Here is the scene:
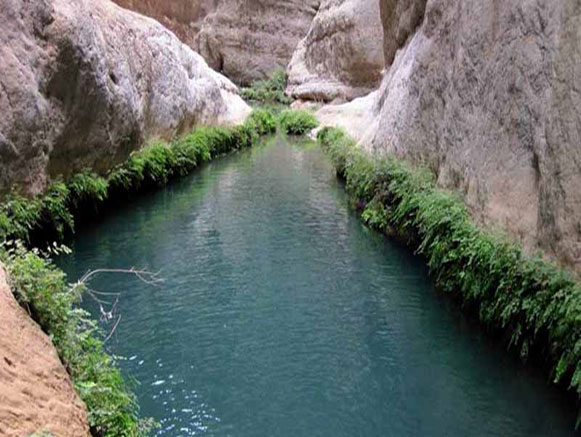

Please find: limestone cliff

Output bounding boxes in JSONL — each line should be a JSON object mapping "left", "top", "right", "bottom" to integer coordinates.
{"left": 112, "top": 0, "right": 220, "bottom": 48}
{"left": 0, "top": 0, "right": 250, "bottom": 195}
{"left": 286, "top": 0, "right": 384, "bottom": 102}
{"left": 196, "top": 0, "right": 320, "bottom": 85}
{"left": 319, "top": 0, "right": 581, "bottom": 271}
{"left": 0, "top": 267, "right": 90, "bottom": 437}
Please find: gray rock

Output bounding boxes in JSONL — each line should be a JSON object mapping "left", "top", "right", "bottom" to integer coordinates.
{"left": 363, "top": 0, "right": 581, "bottom": 271}
{"left": 196, "top": 0, "right": 320, "bottom": 85}
{"left": 0, "top": 0, "right": 250, "bottom": 195}
{"left": 286, "top": 0, "right": 385, "bottom": 102}
{"left": 111, "top": 0, "right": 220, "bottom": 48}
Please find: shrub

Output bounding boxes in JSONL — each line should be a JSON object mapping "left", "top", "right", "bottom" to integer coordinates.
{"left": 240, "top": 69, "right": 293, "bottom": 105}
{"left": 278, "top": 110, "right": 319, "bottom": 135}
{"left": 246, "top": 109, "right": 277, "bottom": 135}
{"left": 1, "top": 242, "right": 152, "bottom": 436}
{"left": 318, "top": 127, "right": 581, "bottom": 415}
{"left": 0, "top": 109, "right": 275, "bottom": 435}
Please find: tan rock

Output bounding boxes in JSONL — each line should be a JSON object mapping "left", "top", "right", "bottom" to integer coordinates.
{"left": 0, "top": 266, "right": 90, "bottom": 437}
{"left": 322, "top": 0, "right": 581, "bottom": 272}
{"left": 112, "top": 0, "right": 220, "bottom": 47}
{"left": 0, "top": 0, "right": 250, "bottom": 195}
{"left": 286, "top": 0, "right": 385, "bottom": 102}
{"left": 196, "top": 0, "right": 320, "bottom": 85}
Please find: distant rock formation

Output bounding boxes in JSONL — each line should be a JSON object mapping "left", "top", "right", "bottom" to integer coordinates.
{"left": 0, "top": 0, "right": 250, "bottom": 195}
{"left": 112, "top": 0, "right": 220, "bottom": 48}
{"left": 286, "top": 0, "right": 385, "bottom": 102}
{"left": 196, "top": 0, "right": 320, "bottom": 85}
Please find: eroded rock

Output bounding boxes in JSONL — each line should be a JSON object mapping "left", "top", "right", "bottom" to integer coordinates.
{"left": 112, "top": 0, "right": 220, "bottom": 48}
{"left": 196, "top": 0, "right": 320, "bottom": 85}
{"left": 330, "top": 0, "right": 581, "bottom": 271}
{"left": 286, "top": 0, "right": 385, "bottom": 102}
{"left": 0, "top": 0, "right": 250, "bottom": 195}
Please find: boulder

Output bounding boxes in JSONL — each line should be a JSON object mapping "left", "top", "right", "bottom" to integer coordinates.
{"left": 0, "top": 0, "right": 250, "bottom": 195}
{"left": 338, "top": 0, "right": 581, "bottom": 271}
{"left": 196, "top": 0, "right": 320, "bottom": 85}
{"left": 286, "top": 0, "right": 385, "bottom": 102}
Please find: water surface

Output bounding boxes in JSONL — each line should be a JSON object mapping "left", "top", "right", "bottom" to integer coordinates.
{"left": 60, "top": 136, "right": 577, "bottom": 436}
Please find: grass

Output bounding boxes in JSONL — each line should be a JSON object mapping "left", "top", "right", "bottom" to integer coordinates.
{"left": 317, "top": 127, "right": 581, "bottom": 423}
{"left": 0, "top": 109, "right": 277, "bottom": 436}
{"left": 277, "top": 110, "right": 318, "bottom": 135}
{"left": 240, "top": 69, "right": 293, "bottom": 105}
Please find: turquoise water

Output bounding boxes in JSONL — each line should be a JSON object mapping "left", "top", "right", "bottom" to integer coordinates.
{"left": 59, "top": 136, "right": 577, "bottom": 436}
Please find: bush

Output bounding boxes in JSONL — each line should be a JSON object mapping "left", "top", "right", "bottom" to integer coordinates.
{"left": 278, "top": 110, "right": 319, "bottom": 135}
{"left": 318, "top": 127, "right": 581, "bottom": 416}
{"left": 246, "top": 109, "right": 277, "bottom": 135}
{"left": 240, "top": 69, "right": 292, "bottom": 105}
{"left": 1, "top": 242, "right": 153, "bottom": 436}
{"left": 0, "top": 109, "right": 275, "bottom": 436}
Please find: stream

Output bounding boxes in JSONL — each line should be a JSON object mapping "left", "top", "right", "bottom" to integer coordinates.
{"left": 59, "top": 135, "right": 577, "bottom": 436}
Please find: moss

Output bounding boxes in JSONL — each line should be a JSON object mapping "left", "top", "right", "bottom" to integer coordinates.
{"left": 318, "top": 127, "right": 581, "bottom": 420}
{"left": 278, "top": 110, "right": 319, "bottom": 135}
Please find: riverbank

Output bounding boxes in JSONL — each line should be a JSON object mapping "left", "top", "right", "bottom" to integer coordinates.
{"left": 317, "top": 127, "right": 581, "bottom": 420}
{"left": 0, "top": 109, "right": 277, "bottom": 436}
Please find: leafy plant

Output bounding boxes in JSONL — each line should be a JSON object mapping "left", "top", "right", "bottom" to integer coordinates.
{"left": 0, "top": 241, "right": 152, "bottom": 436}
{"left": 278, "top": 110, "right": 319, "bottom": 135}
{"left": 240, "top": 69, "right": 292, "bottom": 105}
{"left": 318, "top": 127, "right": 581, "bottom": 419}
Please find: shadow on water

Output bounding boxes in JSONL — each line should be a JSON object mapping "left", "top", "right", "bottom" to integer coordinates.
{"left": 59, "top": 134, "right": 579, "bottom": 437}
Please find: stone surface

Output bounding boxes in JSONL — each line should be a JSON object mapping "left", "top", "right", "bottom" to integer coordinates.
{"left": 0, "top": 266, "right": 90, "bottom": 437}
{"left": 112, "top": 0, "right": 220, "bottom": 48}
{"left": 0, "top": 0, "right": 250, "bottom": 195}
{"left": 323, "top": 0, "right": 581, "bottom": 271}
{"left": 286, "top": 0, "right": 384, "bottom": 102}
{"left": 196, "top": 0, "right": 320, "bottom": 85}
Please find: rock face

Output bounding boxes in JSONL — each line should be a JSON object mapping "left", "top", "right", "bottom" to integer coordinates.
{"left": 0, "top": 0, "right": 250, "bottom": 195}
{"left": 286, "top": 0, "right": 384, "bottom": 102}
{"left": 196, "top": 0, "right": 320, "bottom": 85}
{"left": 0, "top": 267, "right": 90, "bottom": 437}
{"left": 112, "top": 0, "right": 220, "bottom": 47}
{"left": 329, "top": 0, "right": 581, "bottom": 271}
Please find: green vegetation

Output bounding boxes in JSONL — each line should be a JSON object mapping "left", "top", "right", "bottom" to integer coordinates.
{"left": 0, "top": 110, "right": 277, "bottom": 245}
{"left": 1, "top": 242, "right": 155, "bottom": 436}
{"left": 0, "top": 109, "right": 277, "bottom": 436}
{"left": 278, "top": 110, "right": 319, "bottom": 135}
{"left": 240, "top": 69, "right": 292, "bottom": 105}
{"left": 318, "top": 127, "right": 581, "bottom": 415}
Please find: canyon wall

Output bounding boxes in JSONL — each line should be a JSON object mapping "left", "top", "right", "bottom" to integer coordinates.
{"left": 113, "top": 0, "right": 320, "bottom": 85}
{"left": 112, "top": 0, "right": 220, "bottom": 47}
{"left": 196, "top": 0, "right": 320, "bottom": 85}
{"left": 286, "top": 0, "right": 384, "bottom": 102}
{"left": 0, "top": 267, "right": 90, "bottom": 437}
{"left": 321, "top": 0, "right": 581, "bottom": 271}
{"left": 0, "top": 0, "right": 249, "bottom": 195}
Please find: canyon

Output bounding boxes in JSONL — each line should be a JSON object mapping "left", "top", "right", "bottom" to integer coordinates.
{"left": 2, "top": 0, "right": 581, "bottom": 435}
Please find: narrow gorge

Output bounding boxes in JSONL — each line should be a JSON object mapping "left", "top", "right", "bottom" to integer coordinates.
{"left": 1, "top": 0, "right": 580, "bottom": 436}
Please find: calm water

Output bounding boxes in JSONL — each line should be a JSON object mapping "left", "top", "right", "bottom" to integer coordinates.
{"left": 59, "top": 136, "right": 577, "bottom": 436}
